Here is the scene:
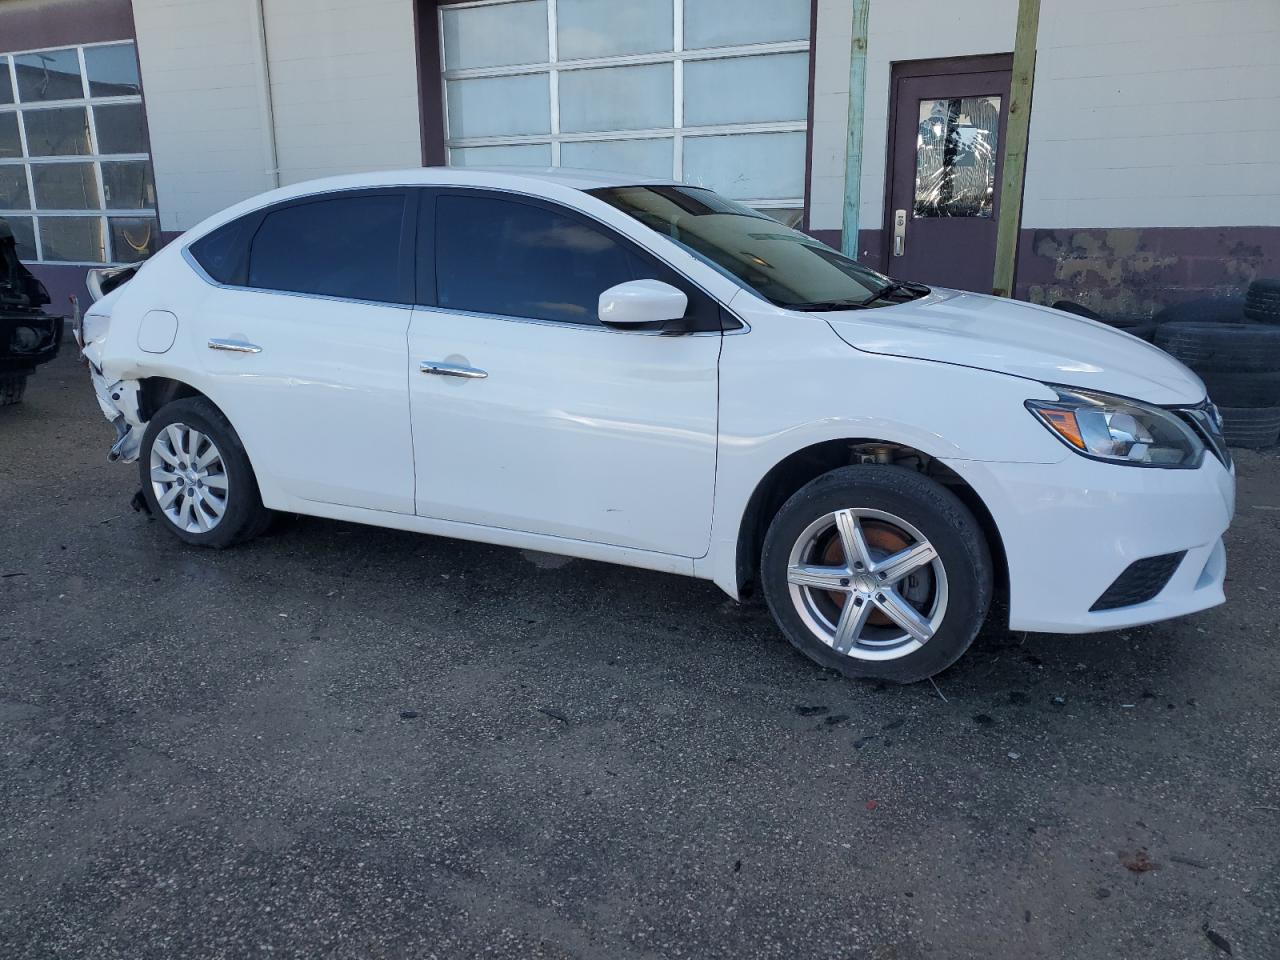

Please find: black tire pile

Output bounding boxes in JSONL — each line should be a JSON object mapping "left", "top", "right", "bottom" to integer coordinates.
{"left": 1153, "top": 279, "right": 1280, "bottom": 449}
{"left": 1054, "top": 281, "right": 1280, "bottom": 449}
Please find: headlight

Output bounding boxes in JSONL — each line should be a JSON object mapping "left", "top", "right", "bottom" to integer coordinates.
{"left": 1026, "top": 387, "right": 1205, "bottom": 468}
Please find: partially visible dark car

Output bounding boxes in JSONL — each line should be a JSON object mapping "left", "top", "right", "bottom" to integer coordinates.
{"left": 1, "top": 218, "right": 63, "bottom": 406}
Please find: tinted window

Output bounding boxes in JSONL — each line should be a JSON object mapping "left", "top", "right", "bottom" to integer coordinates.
{"left": 189, "top": 215, "right": 256, "bottom": 284}
{"left": 435, "top": 194, "right": 635, "bottom": 325}
{"left": 248, "top": 193, "right": 406, "bottom": 302}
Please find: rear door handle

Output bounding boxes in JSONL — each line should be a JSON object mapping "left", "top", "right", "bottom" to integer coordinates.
{"left": 420, "top": 361, "right": 487, "bottom": 380}
{"left": 208, "top": 338, "right": 262, "bottom": 354}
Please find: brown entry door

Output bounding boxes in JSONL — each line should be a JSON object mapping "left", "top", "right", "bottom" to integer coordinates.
{"left": 885, "top": 57, "right": 1012, "bottom": 292}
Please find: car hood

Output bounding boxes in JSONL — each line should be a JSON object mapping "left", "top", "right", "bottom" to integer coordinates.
{"left": 822, "top": 288, "right": 1205, "bottom": 406}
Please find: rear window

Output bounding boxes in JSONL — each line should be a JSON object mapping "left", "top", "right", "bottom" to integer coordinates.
{"left": 247, "top": 193, "right": 406, "bottom": 303}
{"left": 188, "top": 216, "right": 254, "bottom": 285}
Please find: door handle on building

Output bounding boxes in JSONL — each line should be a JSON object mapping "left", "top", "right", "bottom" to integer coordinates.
{"left": 893, "top": 209, "right": 907, "bottom": 257}
{"left": 420, "top": 360, "right": 487, "bottom": 379}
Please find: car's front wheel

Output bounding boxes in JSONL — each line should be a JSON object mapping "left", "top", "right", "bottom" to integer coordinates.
{"left": 761, "top": 465, "right": 993, "bottom": 683}
{"left": 138, "top": 397, "right": 271, "bottom": 548}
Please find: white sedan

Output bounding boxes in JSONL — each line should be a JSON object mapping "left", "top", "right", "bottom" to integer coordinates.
{"left": 78, "top": 168, "right": 1235, "bottom": 682}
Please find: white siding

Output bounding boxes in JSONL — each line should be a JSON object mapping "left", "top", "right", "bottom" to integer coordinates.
{"left": 262, "top": 0, "right": 422, "bottom": 186}
{"left": 806, "top": 0, "right": 854, "bottom": 231}
{"left": 132, "top": 0, "right": 276, "bottom": 232}
{"left": 807, "top": 0, "right": 1280, "bottom": 237}
{"left": 1023, "top": 0, "right": 1280, "bottom": 228}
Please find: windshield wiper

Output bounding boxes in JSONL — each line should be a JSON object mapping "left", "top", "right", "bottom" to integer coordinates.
{"left": 785, "top": 298, "right": 873, "bottom": 312}
{"left": 862, "top": 279, "right": 930, "bottom": 305}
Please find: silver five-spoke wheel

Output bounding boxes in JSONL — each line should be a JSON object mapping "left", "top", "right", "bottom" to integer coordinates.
{"left": 149, "top": 422, "right": 229, "bottom": 533}
{"left": 786, "top": 507, "right": 948, "bottom": 661}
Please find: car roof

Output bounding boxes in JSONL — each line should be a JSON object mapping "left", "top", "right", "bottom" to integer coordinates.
{"left": 180, "top": 166, "right": 682, "bottom": 243}
{"left": 278, "top": 166, "right": 676, "bottom": 197}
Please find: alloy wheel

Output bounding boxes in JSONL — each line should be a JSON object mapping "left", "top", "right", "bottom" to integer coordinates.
{"left": 785, "top": 507, "right": 948, "bottom": 661}
{"left": 149, "top": 422, "right": 229, "bottom": 533}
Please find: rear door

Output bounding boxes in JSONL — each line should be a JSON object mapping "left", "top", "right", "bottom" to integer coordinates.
{"left": 406, "top": 188, "right": 722, "bottom": 557}
{"left": 190, "top": 189, "right": 417, "bottom": 514}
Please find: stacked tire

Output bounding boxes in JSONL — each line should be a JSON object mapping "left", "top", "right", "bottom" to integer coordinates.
{"left": 1154, "top": 279, "right": 1280, "bottom": 450}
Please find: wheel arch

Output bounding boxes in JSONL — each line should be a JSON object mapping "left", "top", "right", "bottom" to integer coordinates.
{"left": 136, "top": 375, "right": 212, "bottom": 422}
{"left": 732, "top": 438, "right": 1008, "bottom": 607}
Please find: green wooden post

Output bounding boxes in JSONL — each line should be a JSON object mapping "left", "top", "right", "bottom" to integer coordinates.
{"left": 841, "top": 0, "right": 871, "bottom": 259}
{"left": 991, "top": 0, "right": 1041, "bottom": 297}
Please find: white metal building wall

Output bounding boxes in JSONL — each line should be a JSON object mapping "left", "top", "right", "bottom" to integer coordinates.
{"left": 807, "top": 0, "right": 1280, "bottom": 240}
{"left": 261, "top": 0, "right": 421, "bottom": 186}
{"left": 133, "top": 0, "right": 421, "bottom": 233}
{"left": 131, "top": 0, "right": 278, "bottom": 233}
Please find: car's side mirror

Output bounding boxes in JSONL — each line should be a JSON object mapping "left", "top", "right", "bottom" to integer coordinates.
{"left": 598, "top": 279, "right": 689, "bottom": 333}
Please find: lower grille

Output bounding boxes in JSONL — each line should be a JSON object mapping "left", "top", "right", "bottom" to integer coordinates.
{"left": 1090, "top": 552, "right": 1186, "bottom": 611}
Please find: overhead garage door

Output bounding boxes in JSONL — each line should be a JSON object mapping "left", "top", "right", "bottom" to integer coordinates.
{"left": 438, "top": 0, "right": 811, "bottom": 223}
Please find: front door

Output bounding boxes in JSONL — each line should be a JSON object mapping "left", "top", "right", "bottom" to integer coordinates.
{"left": 885, "top": 56, "right": 1012, "bottom": 293}
{"left": 407, "top": 189, "right": 721, "bottom": 558}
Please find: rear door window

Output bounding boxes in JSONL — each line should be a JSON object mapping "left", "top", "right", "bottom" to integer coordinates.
{"left": 246, "top": 192, "right": 408, "bottom": 303}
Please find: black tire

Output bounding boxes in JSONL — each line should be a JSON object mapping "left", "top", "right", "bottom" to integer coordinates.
{"left": 1049, "top": 303, "right": 1156, "bottom": 342}
{"left": 1111, "top": 319, "right": 1158, "bottom": 342}
{"left": 1154, "top": 322, "right": 1280, "bottom": 372}
{"left": 0, "top": 373, "right": 28, "bottom": 406}
{"left": 1152, "top": 296, "right": 1247, "bottom": 327}
{"left": 137, "top": 397, "right": 272, "bottom": 548}
{"left": 1244, "top": 278, "right": 1280, "bottom": 325}
{"left": 1220, "top": 406, "right": 1280, "bottom": 449}
{"left": 760, "top": 465, "right": 993, "bottom": 684}
{"left": 1197, "top": 369, "right": 1280, "bottom": 408}
{"left": 1051, "top": 300, "right": 1101, "bottom": 320}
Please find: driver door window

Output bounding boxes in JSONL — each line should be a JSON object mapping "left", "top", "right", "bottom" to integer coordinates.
{"left": 434, "top": 194, "right": 634, "bottom": 325}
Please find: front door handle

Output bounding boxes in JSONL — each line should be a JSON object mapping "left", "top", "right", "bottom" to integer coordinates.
{"left": 208, "top": 338, "right": 262, "bottom": 354}
{"left": 893, "top": 208, "right": 907, "bottom": 257}
{"left": 420, "top": 360, "right": 487, "bottom": 380}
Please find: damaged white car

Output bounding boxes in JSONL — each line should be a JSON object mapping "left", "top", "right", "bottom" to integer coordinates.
{"left": 78, "top": 168, "right": 1235, "bottom": 683}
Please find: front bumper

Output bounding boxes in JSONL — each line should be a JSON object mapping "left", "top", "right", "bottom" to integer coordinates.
{"left": 947, "top": 452, "right": 1235, "bottom": 634}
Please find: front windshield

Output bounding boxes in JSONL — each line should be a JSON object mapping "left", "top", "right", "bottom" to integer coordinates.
{"left": 589, "top": 185, "right": 903, "bottom": 310}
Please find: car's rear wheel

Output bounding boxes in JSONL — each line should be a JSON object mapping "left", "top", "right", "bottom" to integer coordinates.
{"left": 138, "top": 397, "right": 271, "bottom": 547}
{"left": 761, "top": 465, "right": 993, "bottom": 683}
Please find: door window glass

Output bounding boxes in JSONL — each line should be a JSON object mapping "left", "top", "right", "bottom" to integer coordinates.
{"left": 913, "top": 96, "right": 1000, "bottom": 218}
{"left": 248, "top": 193, "right": 406, "bottom": 302}
{"left": 435, "top": 194, "right": 634, "bottom": 325}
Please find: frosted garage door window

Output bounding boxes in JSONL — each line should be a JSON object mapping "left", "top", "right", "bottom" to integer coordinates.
{"left": 450, "top": 144, "right": 553, "bottom": 168}
{"left": 558, "top": 0, "right": 671, "bottom": 59}
{"left": 684, "top": 132, "right": 806, "bottom": 200}
{"left": 559, "top": 64, "right": 672, "bottom": 134}
{"left": 442, "top": 0, "right": 548, "bottom": 70}
{"left": 560, "top": 139, "right": 673, "bottom": 178}
{"left": 684, "top": 53, "right": 808, "bottom": 127}
{"left": 446, "top": 75, "right": 550, "bottom": 139}
{"left": 684, "top": 0, "right": 810, "bottom": 49}
{"left": 440, "top": 0, "right": 810, "bottom": 208}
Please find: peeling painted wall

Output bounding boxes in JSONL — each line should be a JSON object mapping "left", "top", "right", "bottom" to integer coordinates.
{"left": 1014, "top": 226, "right": 1280, "bottom": 317}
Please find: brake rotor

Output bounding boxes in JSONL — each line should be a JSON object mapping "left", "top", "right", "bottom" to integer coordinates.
{"left": 819, "top": 520, "right": 933, "bottom": 626}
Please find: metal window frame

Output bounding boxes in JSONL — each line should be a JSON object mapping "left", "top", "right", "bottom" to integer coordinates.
{"left": 438, "top": 0, "right": 810, "bottom": 211}
{"left": 0, "top": 40, "right": 157, "bottom": 266}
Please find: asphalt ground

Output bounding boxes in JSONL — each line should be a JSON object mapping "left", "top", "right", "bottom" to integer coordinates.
{"left": 2, "top": 350, "right": 1278, "bottom": 959}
